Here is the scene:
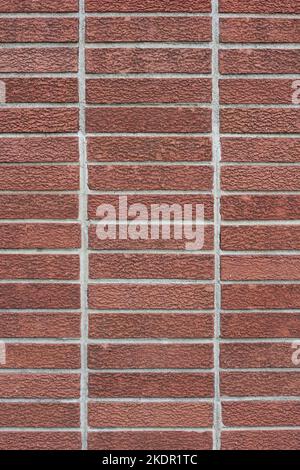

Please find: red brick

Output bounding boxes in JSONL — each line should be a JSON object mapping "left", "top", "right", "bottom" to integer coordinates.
{"left": 221, "top": 343, "right": 298, "bottom": 369}
{"left": 89, "top": 284, "right": 214, "bottom": 310}
{"left": 0, "top": 137, "right": 79, "bottom": 163}
{"left": 0, "top": 224, "right": 81, "bottom": 249}
{"left": 0, "top": 312, "right": 81, "bottom": 339}
{"left": 88, "top": 344, "right": 213, "bottom": 369}
{"left": 0, "top": 403, "right": 80, "bottom": 427}
{"left": 222, "top": 256, "right": 300, "bottom": 281}
{"left": 220, "top": 80, "right": 298, "bottom": 105}
{"left": 0, "top": 254, "right": 79, "bottom": 280}
{"left": 0, "top": 195, "right": 78, "bottom": 220}
{"left": 222, "top": 195, "right": 300, "bottom": 221}
{"left": 89, "top": 194, "right": 214, "bottom": 221}
{"left": 86, "top": 17, "right": 211, "bottom": 43}
{"left": 222, "top": 431, "right": 300, "bottom": 451}
{"left": 221, "top": 372, "right": 300, "bottom": 397}
{"left": 88, "top": 431, "right": 212, "bottom": 450}
{"left": 0, "top": 0, "right": 79, "bottom": 12}
{"left": 222, "top": 166, "right": 300, "bottom": 191}
{"left": 221, "top": 109, "right": 300, "bottom": 134}
{"left": 0, "top": 432, "right": 81, "bottom": 450}
{"left": 221, "top": 19, "right": 300, "bottom": 44}
{"left": 220, "top": 50, "right": 300, "bottom": 75}
{"left": 0, "top": 374, "right": 80, "bottom": 398}
{"left": 0, "top": 166, "right": 79, "bottom": 191}
{"left": 3, "top": 79, "right": 78, "bottom": 104}
{"left": 89, "top": 402, "right": 213, "bottom": 428}
{"left": 221, "top": 138, "right": 300, "bottom": 163}
{"left": 221, "top": 226, "right": 300, "bottom": 251}
{"left": 0, "top": 344, "right": 80, "bottom": 369}
{"left": 89, "top": 373, "right": 214, "bottom": 398}
{"left": 0, "top": 48, "right": 78, "bottom": 73}
{"left": 90, "top": 254, "right": 214, "bottom": 280}
{"left": 0, "top": 284, "right": 80, "bottom": 309}
{"left": 87, "top": 78, "right": 211, "bottom": 104}
{"left": 219, "top": 0, "right": 300, "bottom": 14}
{"left": 88, "top": 136, "right": 212, "bottom": 162}
{"left": 86, "top": 48, "right": 211, "bottom": 74}
{"left": 0, "top": 108, "right": 78, "bottom": 133}
{"left": 89, "top": 224, "right": 214, "bottom": 251}
{"left": 89, "top": 312, "right": 214, "bottom": 339}
{"left": 89, "top": 165, "right": 212, "bottom": 191}
{"left": 86, "top": 107, "right": 211, "bottom": 133}
{"left": 0, "top": 19, "right": 78, "bottom": 43}
{"left": 223, "top": 401, "right": 300, "bottom": 427}
{"left": 221, "top": 312, "right": 300, "bottom": 339}
{"left": 86, "top": 0, "right": 211, "bottom": 13}
{"left": 222, "top": 284, "right": 300, "bottom": 310}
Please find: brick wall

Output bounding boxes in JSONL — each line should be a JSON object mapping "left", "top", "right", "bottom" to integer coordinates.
{"left": 0, "top": 0, "right": 299, "bottom": 451}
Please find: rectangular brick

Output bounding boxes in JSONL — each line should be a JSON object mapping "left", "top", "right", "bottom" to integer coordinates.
{"left": 221, "top": 372, "right": 300, "bottom": 397}
{"left": 0, "top": 48, "right": 78, "bottom": 73}
{"left": 222, "top": 284, "right": 300, "bottom": 310}
{"left": 220, "top": 50, "right": 300, "bottom": 75}
{"left": 89, "top": 165, "right": 212, "bottom": 191}
{"left": 0, "top": 195, "right": 78, "bottom": 220}
{"left": 0, "top": 108, "right": 78, "bottom": 133}
{"left": 219, "top": 0, "right": 300, "bottom": 13}
{"left": 223, "top": 402, "right": 300, "bottom": 427}
{"left": 222, "top": 195, "right": 300, "bottom": 221}
{"left": 0, "top": 0, "right": 79, "bottom": 12}
{"left": 0, "top": 137, "right": 79, "bottom": 163}
{"left": 0, "top": 284, "right": 80, "bottom": 309}
{"left": 0, "top": 224, "right": 81, "bottom": 249}
{"left": 88, "top": 343, "right": 213, "bottom": 369}
{"left": 2, "top": 79, "right": 78, "bottom": 104}
{"left": 89, "top": 402, "right": 213, "bottom": 428}
{"left": 221, "top": 312, "right": 300, "bottom": 339}
{"left": 89, "top": 373, "right": 214, "bottom": 398}
{"left": 0, "top": 344, "right": 80, "bottom": 369}
{"left": 88, "top": 431, "right": 212, "bottom": 450}
{"left": 0, "top": 374, "right": 80, "bottom": 398}
{"left": 222, "top": 431, "right": 300, "bottom": 451}
{"left": 86, "top": 17, "right": 211, "bottom": 43}
{"left": 87, "top": 78, "right": 211, "bottom": 104}
{"left": 221, "top": 343, "right": 298, "bottom": 369}
{"left": 221, "top": 138, "right": 300, "bottom": 163}
{"left": 221, "top": 226, "right": 300, "bottom": 251}
{"left": 222, "top": 256, "right": 300, "bottom": 281}
{"left": 222, "top": 166, "right": 300, "bottom": 191}
{"left": 86, "top": 107, "right": 211, "bottom": 133}
{"left": 89, "top": 284, "right": 214, "bottom": 310}
{"left": 0, "top": 254, "right": 79, "bottom": 280}
{"left": 221, "top": 19, "right": 300, "bottom": 44}
{"left": 0, "top": 166, "right": 79, "bottom": 191}
{"left": 89, "top": 313, "right": 214, "bottom": 339}
{"left": 90, "top": 254, "right": 214, "bottom": 280}
{"left": 0, "top": 18, "right": 78, "bottom": 43}
{"left": 0, "top": 432, "right": 81, "bottom": 450}
{"left": 88, "top": 136, "right": 212, "bottom": 162}
{"left": 221, "top": 109, "right": 300, "bottom": 134}
{"left": 0, "top": 312, "right": 81, "bottom": 339}
{"left": 86, "top": 48, "right": 211, "bottom": 74}
{"left": 220, "top": 80, "right": 297, "bottom": 105}
{"left": 0, "top": 403, "right": 79, "bottom": 428}
{"left": 86, "top": 0, "right": 212, "bottom": 13}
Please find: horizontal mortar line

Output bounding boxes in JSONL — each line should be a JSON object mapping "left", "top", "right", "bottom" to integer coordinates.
{"left": 88, "top": 189, "right": 213, "bottom": 194}
{"left": 0, "top": 162, "right": 79, "bottom": 167}
{"left": 220, "top": 250, "right": 300, "bottom": 255}
{"left": 0, "top": 133, "right": 79, "bottom": 137}
{"left": 87, "top": 250, "right": 214, "bottom": 255}
{"left": 221, "top": 133, "right": 300, "bottom": 138}
{"left": 221, "top": 191, "right": 300, "bottom": 196}
{"left": 0, "top": 191, "right": 79, "bottom": 196}
{"left": 88, "top": 427, "right": 212, "bottom": 432}
{"left": 86, "top": 13, "right": 212, "bottom": 18}
{"left": 221, "top": 162, "right": 300, "bottom": 167}
{"left": 0, "top": 338, "right": 81, "bottom": 343}
{"left": 219, "top": 43, "right": 300, "bottom": 49}
{"left": 87, "top": 338, "right": 214, "bottom": 344}
{"left": 88, "top": 368, "right": 214, "bottom": 373}
{"left": 220, "top": 104, "right": 300, "bottom": 109}
{"left": 0, "top": 13, "right": 79, "bottom": 18}
{"left": 0, "top": 398, "right": 80, "bottom": 403}
{"left": 0, "top": 427, "right": 80, "bottom": 432}
{"left": 219, "top": 13, "right": 300, "bottom": 18}
{"left": 86, "top": 133, "right": 212, "bottom": 137}
{"left": 221, "top": 368, "right": 300, "bottom": 373}
{"left": 0, "top": 279, "right": 80, "bottom": 284}
{"left": 221, "top": 221, "right": 300, "bottom": 226}
{"left": 89, "top": 397, "right": 213, "bottom": 403}
{"left": 0, "top": 43, "right": 78, "bottom": 48}
{"left": 0, "top": 369, "right": 80, "bottom": 373}
{"left": 88, "top": 309, "right": 214, "bottom": 314}
{"left": 221, "top": 308, "right": 300, "bottom": 313}
{"left": 0, "top": 73, "right": 78, "bottom": 78}
{"left": 221, "top": 280, "right": 300, "bottom": 284}
{"left": 86, "top": 103, "right": 212, "bottom": 108}
{"left": 0, "top": 249, "right": 80, "bottom": 254}
{"left": 87, "top": 279, "right": 214, "bottom": 284}
{"left": 86, "top": 73, "right": 212, "bottom": 78}
{"left": 86, "top": 42, "right": 212, "bottom": 49}
{"left": 0, "top": 307, "right": 81, "bottom": 312}
{"left": 0, "top": 220, "right": 80, "bottom": 224}
{"left": 0, "top": 103, "right": 79, "bottom": 108}
{"left": 221, "top": 74, "right": 300, "bottom": 79}
{"left": 88, "top": 161, "right": 212, "bottom": 166}
{"left": 213, "top": 338, "right": 300, "bottom": 344}
{"left": 221, "top": 426, "right": 300, "bottom": 431}
{"left": 221, "top": 396, "right": 300, "bottom": 402}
